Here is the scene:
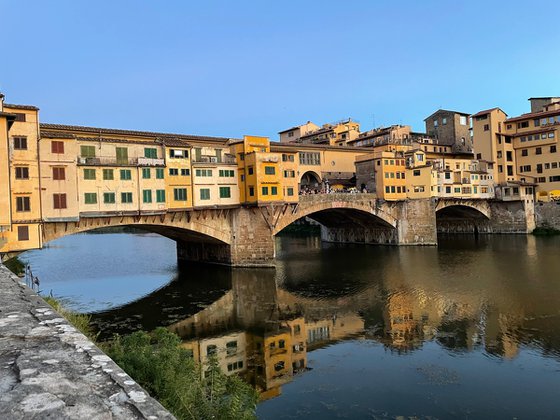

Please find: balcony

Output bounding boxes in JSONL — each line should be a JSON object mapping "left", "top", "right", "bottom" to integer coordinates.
{"left": 138, "top": 157, "right": 165, "bottom": 167}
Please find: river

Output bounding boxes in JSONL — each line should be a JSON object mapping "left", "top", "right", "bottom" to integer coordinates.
{"left": 20, "top": 231, "right": 560, "bottom": 419}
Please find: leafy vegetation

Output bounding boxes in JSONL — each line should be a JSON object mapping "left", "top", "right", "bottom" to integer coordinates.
{"left": 103, "top": 328, "right": 258, "bottom": 420}
{"left": 42, "top": 296, "right": 97, "bottom": 340}
{"left": 4, "top": 256, "right": 26, "bottom": 276}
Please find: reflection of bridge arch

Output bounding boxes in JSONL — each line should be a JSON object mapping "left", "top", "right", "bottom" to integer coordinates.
{"left": 272, "top": 194, "right": 398, "bottom": 237}
{"left": 435, "top": 199, "right": 491, "bottom": 233}
{"left": 42, "top": 209, "right": 233, "bottom": 246}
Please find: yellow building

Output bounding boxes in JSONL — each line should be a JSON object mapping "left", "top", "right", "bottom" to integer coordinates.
{"left": 297, "top": 118, "right": 360, "bottom": 146}
{"left": 0, "top": 97, "right": 43, "bottom": 253}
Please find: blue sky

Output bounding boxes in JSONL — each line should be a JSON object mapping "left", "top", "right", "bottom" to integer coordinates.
{"left": 2, "top": 0, "right": 559, "bottom": 139}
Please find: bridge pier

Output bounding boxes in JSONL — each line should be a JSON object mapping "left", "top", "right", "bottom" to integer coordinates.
{"left": 177, "top": 207, "right": 276, "bottom": 267}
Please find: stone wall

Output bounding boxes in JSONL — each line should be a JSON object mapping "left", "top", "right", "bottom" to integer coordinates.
{"left": 229, "top": 207, "right": 276, "bottom": 267}
{"left": 396, "top": 199, "right": 438, "bottom": 245}
{"left": 0, "top": 264, "right": 174, "bottom": 419}
{"left": 489, "top": 201, "right": 533, "bottom": 233}
{"left": 535, "top": 201, "right": 560, "bottom": 230}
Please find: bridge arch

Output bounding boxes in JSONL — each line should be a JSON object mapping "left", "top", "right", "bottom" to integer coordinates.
{"left": 435, "top": 200, "right": 491, "bottom": 234}
{"left": 42, "top": 211, "right": 232, "bottom": 246}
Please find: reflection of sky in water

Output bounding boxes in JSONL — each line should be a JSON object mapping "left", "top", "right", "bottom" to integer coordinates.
{"left": 258, "top": 340, "right": 560, "bottom": 419}
{"left": 20, "top": 232, "right": 177, "bottom": 312}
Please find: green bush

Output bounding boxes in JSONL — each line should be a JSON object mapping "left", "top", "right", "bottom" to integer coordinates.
{"left": 43, "top": 295, "right": 96, "bottom": 340}
{"left": 104, "top": 328, "right": 258, "bottom": 420}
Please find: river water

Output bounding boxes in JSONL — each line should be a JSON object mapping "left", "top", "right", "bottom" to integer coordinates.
{"left": 20, "top": 231, "right": 560, "bottom": 419}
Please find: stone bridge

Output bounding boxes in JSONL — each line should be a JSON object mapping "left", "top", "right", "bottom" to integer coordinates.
{"left": 4, "top": 195, "right": 535, "bottom": 267}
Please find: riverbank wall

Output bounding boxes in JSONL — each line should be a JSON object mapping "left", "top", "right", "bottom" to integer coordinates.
{"left": 535, "top": 202, "right": 560, "bottom": 230}
{"left": 0, "top": 264, "right": 174, "bottom": 419}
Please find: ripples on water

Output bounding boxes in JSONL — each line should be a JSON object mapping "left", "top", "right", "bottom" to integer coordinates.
{"left": 20, "top": 232, "right": 560, "bottom": 419}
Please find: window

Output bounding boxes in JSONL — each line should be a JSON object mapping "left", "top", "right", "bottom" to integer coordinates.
{"left": 219, "top": 187, "right": 231, "bottom": 198}
{"left": 50, "top": 167, "right": 65, "bottom": 180}
{"left": 142, "top": 168, "right": 151, "bottom": 179}
{"left": 551, "top": 146, "right": 557, "bottom": 153}
{"left": 180, "top": 168, "right": 190, "bottom": 176}
{"left": 13, "top": 137, "right": 27, "bottom": 150}
{"left": 143, "top": 190, "right": 152, "bottom": 203}
{"left": 497, "top": 151, "right": 502, "bottom": 159}
{"left": 103, "top": 169, "right": 114, "bottom": 180}
{"left": 218, "top": 170, "right": 234, "bottom": 177}
{"left": 80, "top": 145, "right": 95, "bottom": 158}
{"left": 156, "top": 168, "right": 164, "bottom": 179}
{"left": 156, "top": 190, "right": 166, "bottom": 203}
{"left": 226, "top": 341, "right": 237, "bottom": 356}
{"left": 18, "top": 226, "right": 29, "bottom": 241}
{"left": 169, "top": 168, "right": 179, "bottom": 176}
{"left": 433, "top": 119, "right": 438, "bottom": 127}
{"left": 521, "top": 149, "right": 528, "bottom": 157}
{"left": 262, "top": 186, "right": 269, "bottom": 195}
{"left": 248, "top": 166, "right": 254, "bottom": 175}
{"left": 549, "top": 132, "right": 555, "bottom": 139}
{"left": 15, "top": 167, "right": 29, "bottom": 179}
{"left": 446, "top": 186, "right": 451, "bottom": 194}
{"left": 442, "top": 117, "right": 447, "bottom": 125}
{"left": 144, "top": 148, "right": 157, "bottom": 158}
{"left": 385, "top": 186, "right": 390, "bottom": 193}
{"left": 299, "top": 152, "right": 321, "bottom": 165}
{"left": 274, "top": 361, "right": 285, "bottom": 372}
{"left": 264, "top": 166, "right": 275, "bottom": 175}
{"left": 536, "top": 147, "right": 542, "bottom": 155}
{"left": 121, "top": 192, "right": 133, "bottom": 203}
{"left": 271, "top": 186, "right": 278, "bottom": 195}
{"left": 507, "top": 165, "right": 513, "bottom": 176}
{"left": 51, "top": 141, "right": 64, "bottom": 154}
{"left": 550, "top": 175, "right": 560, "bottom": 182}
{"left": 498, "top": 165, "right": 503, "bottom": 173}
{"left": 287, "top": 187, "right": 294, "bottom": 196}
{"left": 282, "top": 154, "right": 294, "bottom": 162}
{"left": 195, "top": 169, "right": 212, "bottom": 177}
{"left": 116, "top": 147, "right": 128, "bottom": 165}
{"left": 460, "top": 115, "right": 467, "bottom": 125}
{"left": 537, "top": 164, "right": 543, "bottom": 174}
{"left": 120, "top": 169, "right": 132, "bottom": 180}
{"left": 506, "top": 151, "right": 513, "bottom": 162}
{"left": 83, "top": 169, "right": 96, "bottom": 180}
{"left": 16, "top": 196, "right": 31, "bottom": 212}
{"left": 413, "top": 170, "right": 421, "bottom": 176}
{"left": 14, "top": 113, "right": 26, "bottom": 122}
{"left": 445, "top": 172, "right": 451, "bottom": 179}
{"left": 200, "top": 189, "right": 210, "bottom": 200}
{"left": 249, "top": 186, "right": 254, "bottom": 196}
{"left": 206, "top": 345, "right": 217, "bottom": 356}
{"left": 517, "top": 121, "right": 529, "bottom": 129}
{"left": 103, "top": 193, "right": 115, "bottom": 204}
{"left": 534, "top": 119, "right": 541, "bottom": 127}
{"left": 174, "top": 188, "right": 188, "bottom": 201}
{"left": 483, "top": 124, "right": 489, "bottom": 131}
{"left": 84, "top": 193, "right": 97, "bottom": 204}
{"left": 413, "top": 186, "right": 425, "bottom": 192}
{"left": 170, "top": 149, "right": 188, "bottom": 158}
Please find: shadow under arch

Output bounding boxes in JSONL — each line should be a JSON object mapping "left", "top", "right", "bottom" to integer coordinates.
{"left": 436, "top": 204, "right": 491, "bottom": 234}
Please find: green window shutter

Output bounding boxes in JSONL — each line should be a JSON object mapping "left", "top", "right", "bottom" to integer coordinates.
{"left": 156, "top": 168, "right": 164, "bottom": 179}
{"left": 80, "top": 145, "right": 95, "bottom": 158}
{"left": 262, "top": 186, "right": 268, "bottom": 195}
{"left": 116, "top": 147, "right": 128, "bottom": 165}
{"left": 142, "top": 168, "right": 151, "bottom": 179}
{"left": 271, "top": 186, "right": 278, "bottom": 195}
{"left": 156, "top": 189, "right": 166, "bottom": 203}
{"left": 120, "top": 169, "right": 131, "bottom": 180}
{"left": 265, "top": 166, "right": 275, "bottom": 175}
{"left": 83, "top": 169, "right": 96, "bottom": 180}
{"left": 84, "top": 193, "right": 97, "bottom": 204}
{"left": 103, "top": 169, "right": 114, "bottom": 180}
{"left": 144, "top": 148, "right": 157, "bottom": 158}
{"left": 103, "top": 193, "right": 115, "bottom": 204}
{"left": 219, "top": 187, "right": 231, "bottom": 198}
{"left": 121, "top": 192, "right": 133, "bottom": 203}
{"left": 143, "top": 190, "right": 152, "bottom": 203}
{"left": 200, "top": 189, "right": 210, "bottom": 200}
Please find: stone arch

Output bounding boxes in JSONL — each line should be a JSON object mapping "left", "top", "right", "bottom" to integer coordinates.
{"left": 272, "top": 195, "right": 398, "bottom": 236}
{"left": 299, "top": 170, "right": 322, "bottom": 191}
{"left": 435, "top": 201, "right": 491, "bottom": 234}
{"left": 435, "top": 199, "right": 491, "bottom": 219}
{"left": 41, "top": 211, "right": 233, "bottom": 246}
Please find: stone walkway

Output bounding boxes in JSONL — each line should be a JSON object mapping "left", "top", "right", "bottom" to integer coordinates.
{"left": 0, "top": 264, "right": 175, "bottom": 419}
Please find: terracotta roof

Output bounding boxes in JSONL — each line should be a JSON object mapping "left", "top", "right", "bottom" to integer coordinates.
{"left": 40, "top": 123, "right": 230, "bottom": 143}
{"left": 270, "top": 141, "right": 372, "bottom": 153}
{"left": 471, "top": 107, "right": 506, "bottom": 118}
{"left": 505, "top": 108, "right": 560, "bottom": 123}
{"left": 3, "top": 103, "right": 39, "bottom": 111}
{"left": 40, "top": 130, "right": 75, "bottom": 139}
